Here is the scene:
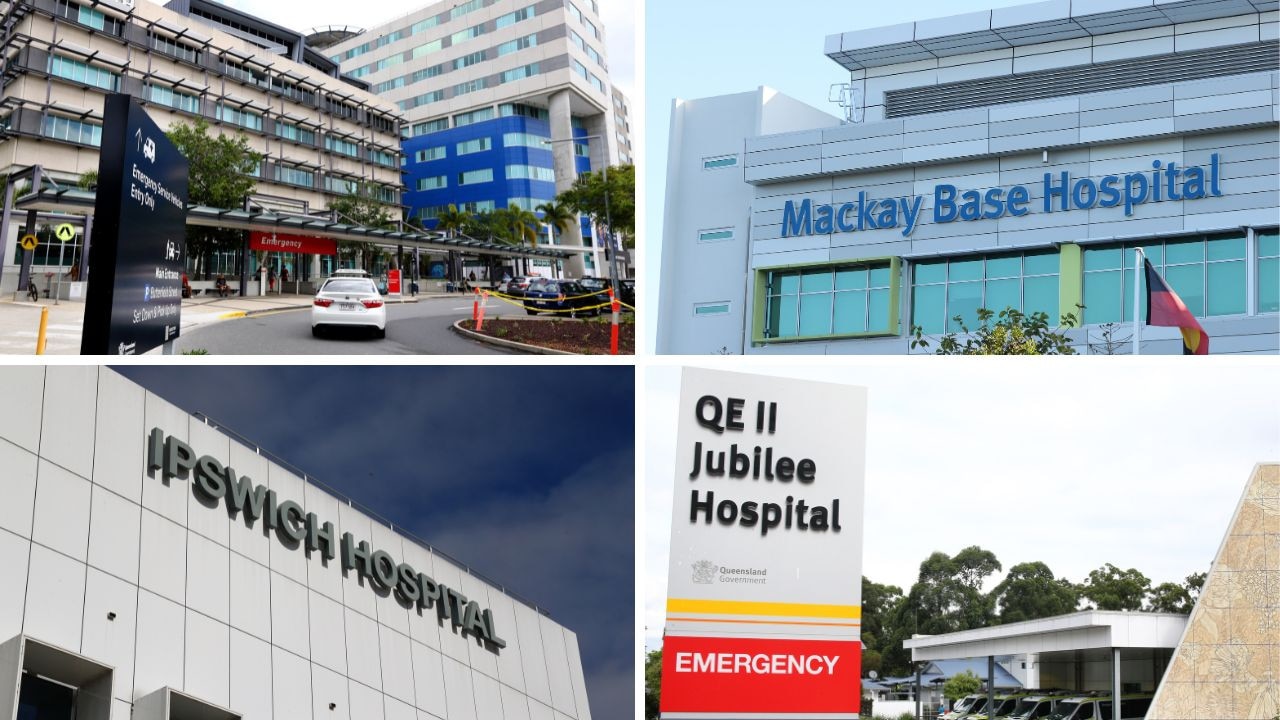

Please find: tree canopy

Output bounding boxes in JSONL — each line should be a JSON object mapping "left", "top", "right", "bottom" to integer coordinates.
{"left": 558, "top": 164, "right": 634, "bottom": 247}
{"left": 1081, "top": 563, "right": 1151, "bottom": 610}
{"left": 165, "top": 118, "right": 262, "bottom": 275}
{"left": 992, "top": 561, "right": 1080, "bottom": 623}
{"left": 943, "top": 670, "right": 982, "bottom": 702}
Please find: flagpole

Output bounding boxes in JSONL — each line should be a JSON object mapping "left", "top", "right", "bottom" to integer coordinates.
{"left": 1133, "top": 247, "right": 1145, "bottom": 355}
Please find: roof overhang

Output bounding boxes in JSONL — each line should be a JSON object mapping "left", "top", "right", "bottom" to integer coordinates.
{"left": 11, "top": 190, "right": 574, "bottom": 260}
{"left": 903, "top": 610, "right": 1189, "bottom": 662}
{"left": 825, "top": 0, "right": 1277, "bottom": 71}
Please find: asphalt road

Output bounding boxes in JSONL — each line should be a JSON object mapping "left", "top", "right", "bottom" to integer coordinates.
{"left": 173, "top": 297, "right": 524, "bottom": 355}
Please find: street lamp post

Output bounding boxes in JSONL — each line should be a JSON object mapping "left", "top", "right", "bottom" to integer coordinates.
{"left": 542, "top": 134, "right": 620, "bottom": 300}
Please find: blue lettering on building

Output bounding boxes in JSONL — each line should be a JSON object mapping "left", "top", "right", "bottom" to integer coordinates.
{"left": 779, "top": 154, "right": 1221, "bottom": 238}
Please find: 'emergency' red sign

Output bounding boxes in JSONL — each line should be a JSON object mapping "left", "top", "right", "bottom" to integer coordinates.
{"left": 660, "top": 635, "right": 861, "bottom": 714}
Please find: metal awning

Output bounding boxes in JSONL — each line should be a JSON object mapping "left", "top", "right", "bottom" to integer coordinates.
{"left": 12, "top": 188, "right": 576, "bottom": 260}
{"left": 824, "top": 0, "right": 1273, "bottom": 70}
{"left": 903, "top": 610, "right": 1187, "bottom": 662}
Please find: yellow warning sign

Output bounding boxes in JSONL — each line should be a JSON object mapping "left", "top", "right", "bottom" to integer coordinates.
{"left": 19, "top": 234, "right": 38, "bottom": 251}
{"left": 55, "top": 223, "right": 76, "bottom": 242}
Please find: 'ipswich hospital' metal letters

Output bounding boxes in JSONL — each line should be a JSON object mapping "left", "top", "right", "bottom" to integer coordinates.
{"left": 146, "top": 427, "right": 507, "bottom": 651}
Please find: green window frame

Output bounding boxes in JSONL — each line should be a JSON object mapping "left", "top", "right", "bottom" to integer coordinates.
{"left": 1081, "top": 233, "right": 1247, "bottom": 324}
{"left": 911, "top": 250, "right": 1060, "bottom": 334}
{"left": 217, "top": 104, "right": 262, "bottom": 131}
{"left": 416, "top": 176, "right": 447, "bottom": 191}
{"left": 755, "top": 257, "right": 901, "bottom": 342}
{"left": 1257, "top": 229, "right": 1279, "bottom": 314}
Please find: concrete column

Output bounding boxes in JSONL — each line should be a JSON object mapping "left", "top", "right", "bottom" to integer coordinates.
{"left": 549, "top": 89, "right": 585, "bottom": 278}
{"left": 80, "top": 214, "right": 93, "bottom": 281}
{"left": 1112, "top": 648, "right": 1121, "bottom": 720}
{"left": 0, "top": 178, "right": 15, "bottom": 291}
{"left": 17, "top": 209, "right": 37, "bottom": 292}
{"left": 1024, "top": 653, "right": 1040, "bottom": 690}
{"left": 310, "top": 254, "right": 321, "bottom": 280}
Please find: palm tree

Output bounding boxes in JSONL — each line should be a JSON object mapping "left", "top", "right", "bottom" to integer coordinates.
{"left": 435, "top": 204, "right": 468, "bottom": 240}
{"left": 505, "top": 204, "right": 540, "bottom": 275}
{"left": 536, "top": 200, "right": 575, "bottom": 277}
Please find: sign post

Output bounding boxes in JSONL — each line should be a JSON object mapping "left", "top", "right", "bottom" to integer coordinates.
{"left": 81, "top": 93, "right": 188, "bottom": 355}
{"left": 661, "top": 368, "right": 867, "bottom": 719}
{"left": 387, "top": 268, "right": 402, "bottom": 299}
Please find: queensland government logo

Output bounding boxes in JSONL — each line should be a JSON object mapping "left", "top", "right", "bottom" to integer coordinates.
{"left": 691, "top": 559, "right": 718, "bottom": 584}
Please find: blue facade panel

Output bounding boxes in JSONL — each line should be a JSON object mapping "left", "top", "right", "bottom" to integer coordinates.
{"left": 402, "top": 116, "right": 593, "bottom": 245}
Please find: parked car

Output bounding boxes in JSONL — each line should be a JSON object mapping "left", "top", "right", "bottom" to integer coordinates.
{"left": 522, "top": 280, "right": 600, "bottom": 318}
{"left": 311, "top": 277, "right": 386, "bottom": 338}
{"left": 966, "top": 691, "right": 1036, "bottom": 720}
{"left": 996, "top": 692, "right": 1072, "bottom": 720}
{"left": 501, "top": 276, "right": 537, "bottom": 298}
{"left": 1044, "top": 694, "right": 1152, "bottom": 720}
{"left": 575, "top": 277, "right": 636, "bottom": 311}
{"left": 944, "top": 695, "right": 988, "bottom": 720}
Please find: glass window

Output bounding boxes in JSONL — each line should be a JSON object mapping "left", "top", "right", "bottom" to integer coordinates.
{"left": 694, "top": 303, "right": 730, "bottom": 316}
{"left": 766, "top": 262, "right": 894, "bottom": 339}
{"left": 698, "top": 229, "right": 733, "bottom": 243}
{"left": 1259, "top": 230, "right": 1279, "bottom": 314}
{"left": 274, "top": 165, "right": 314, "bottom": 187}
{"left": 414, "top": 146, "right": 446, "bottom": 162}
{"left": 503, "top": 131, "right": 549, "bottom": 149}
{"left": 496, "top": 6, "right": 535, "bottom": 28}
{"left": 1082, "top": 233, "right": 1247, "bottom": 323}
{"left": 911, "top": 251, "right": 1060, "bottom": 333}
{"left": 412, "top": 119, "right": 448, "bottom": 136}
{"left": 703, "top": 155, "right": 737, "bottom": 170}
{"left": 506, "top": 165, "right": 555, "bottom": 182}
{"left": 42, "top": 115, "right": 102, "bottom": 146}
{"left": 458, "top": 169, "right": 493, "bottom": 185}
{"left": 416, "top": 176, "right": 447, "bottom": 191}
{"left": 497, "top": 35, "right": 538, "bottom": 56}
{"left": 275, "top": 121, "right": 316, "bottom": 145}
{"left": 453, "top": 107, "right": 494, "bottom": 127}
{"left": 324, "top": 136, "right": 360, "bottom": 157}
{"left": 501, "top": 63, "right": 540, "bottom": 84}
{"left": 150, "top": 33, "right": 200, "bottom": 63}
{"left": 48, "top": 55, "right": 118, "bottom": 91}
{"left": 217, "top": 104, "right": 262, "bottom": 131}
{"left": 456, "top": 137, "right": 491, "bottom": 155}
{"left": 147, "top": 84, "right": 201, "bottom": 114}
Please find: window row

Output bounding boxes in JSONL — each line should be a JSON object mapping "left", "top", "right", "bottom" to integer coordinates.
{"left": 746, "top": 231, "right": 1279, "bottom": 342}
{"left": 47, "top": 54, "right": 118, "bottom": 92}
{"left": 507, "top": 165, "right": 556, "bottom": 182}
{"left": 343, "top": 2, "right": 536, "bottom": 73}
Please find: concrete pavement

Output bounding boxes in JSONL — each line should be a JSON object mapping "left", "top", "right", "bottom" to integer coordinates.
{"left": 0, "top": 290, "right": 463, "bottom": 355}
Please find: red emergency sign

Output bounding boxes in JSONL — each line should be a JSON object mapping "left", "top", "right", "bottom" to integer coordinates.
{"left": 660, "top": 635, "right": 861, "bottom": 715}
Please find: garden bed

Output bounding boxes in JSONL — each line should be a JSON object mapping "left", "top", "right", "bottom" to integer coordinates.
{"left": 462, "top": 317, "right": 635, "bottom": 355}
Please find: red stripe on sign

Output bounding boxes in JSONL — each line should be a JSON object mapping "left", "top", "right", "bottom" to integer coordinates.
{"left": 249, "top": 232, "right": 337, "bottom": 256}
{"left": 660, "top": 635, "right": 860, "bottom": 714}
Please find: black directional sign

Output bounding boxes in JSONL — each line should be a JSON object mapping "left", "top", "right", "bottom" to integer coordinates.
{"left": 82, "top": 93, "right": 189, "bottom": 355}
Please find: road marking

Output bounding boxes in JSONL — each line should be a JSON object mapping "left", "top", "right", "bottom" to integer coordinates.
{"left": 217, "top": 311, "right": 246, "bottom": 319}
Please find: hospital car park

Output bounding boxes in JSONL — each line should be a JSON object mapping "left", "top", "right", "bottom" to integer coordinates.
{"left": 656, "top": 0, "right": 1280, "bottom": 355}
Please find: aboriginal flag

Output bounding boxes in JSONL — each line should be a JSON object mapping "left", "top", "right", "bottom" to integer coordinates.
{"left": 1145, "top": 258, "right": 1208, "bottom": 355}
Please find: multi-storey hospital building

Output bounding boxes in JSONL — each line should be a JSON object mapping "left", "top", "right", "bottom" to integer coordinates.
{"left": 657, "top": 0, "right": 1279, "bottom": 354}
{"left": 0, "top": 367, "right": 594, "bottom": 720}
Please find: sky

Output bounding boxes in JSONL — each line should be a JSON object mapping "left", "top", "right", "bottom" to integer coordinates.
{"left": 643, "top": 0, "right": 1046, "bottom": 351}
{"left": 226, "top": 0, "right": 637, "bottom": 99}
{"left": 643, "top": 358, "right": 1280, "bottom": 651}
{"left": 113, "top": 365, "right": 634, "bottom": 718}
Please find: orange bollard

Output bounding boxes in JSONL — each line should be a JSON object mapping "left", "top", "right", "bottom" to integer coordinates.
{"left": 609, "top": 288, "right": 620, "bottom": 356}
{"left": 472, "top": 287, "right": 479, "bottom": 326}
{"left": 476, "top": 290, "right": 488, "bottom": 331}
{"left": 35, "top": 306, "right": 49, "bottom": 355}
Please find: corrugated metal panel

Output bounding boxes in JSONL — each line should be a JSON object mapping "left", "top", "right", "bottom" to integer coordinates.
{"left": 886, "top": 41, "right": 1279, "bottom": 117}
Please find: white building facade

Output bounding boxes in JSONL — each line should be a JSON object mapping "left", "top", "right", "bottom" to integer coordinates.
{"left": 657, "top": 0, "right": 1279, "bottom": 355}
{"left": 0, "top": 367, "right": 593, "bottom": 720}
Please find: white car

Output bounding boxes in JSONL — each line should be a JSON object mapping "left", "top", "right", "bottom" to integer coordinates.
{"left": 311, "top": 277, "right": 386, "bottom": 338}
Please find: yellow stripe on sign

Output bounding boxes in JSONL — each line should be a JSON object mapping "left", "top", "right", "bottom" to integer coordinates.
{"left": 667, "top": 598, "right": 862, "bottom": 619}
